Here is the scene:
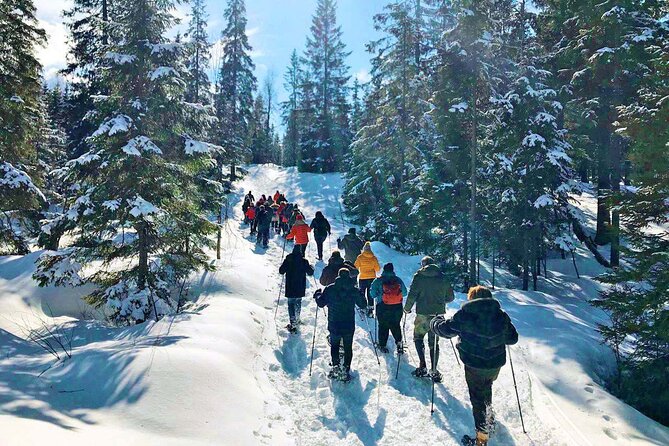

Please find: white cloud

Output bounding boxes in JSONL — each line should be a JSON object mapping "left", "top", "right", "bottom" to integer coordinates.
{"left": 355, "top": 69, "right": 371, "bottom": 84}
{"left": 35, "top": 0, "right": 71, "bottom": 82}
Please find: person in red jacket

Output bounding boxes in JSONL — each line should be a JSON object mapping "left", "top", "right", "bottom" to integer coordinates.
{"left": 273, "top": 190, "right": 281, "bottom": 203}
{"left": 286, "top": 214, "right": 312, "bottom": 257}
{"left": 245, "top": 206, "right": 256, "bottom": 235}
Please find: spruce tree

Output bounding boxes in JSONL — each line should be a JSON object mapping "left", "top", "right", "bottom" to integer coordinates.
{"left": 300, "top": 0, "right": 351, "bottom": 173}
{"left": 281, "top": 50, "right": 302, "bottom": 167}
{"left": 185, "top": 0, "right": 212, "bottom": 104}
{"left": 0, "top": 0, "right": 47, "bottom": 254}
{"left": 34, "top": 0, "right": 220, "bottom": 324}
{"left": 214, "top": 0, "right": 256, "bottom": 181}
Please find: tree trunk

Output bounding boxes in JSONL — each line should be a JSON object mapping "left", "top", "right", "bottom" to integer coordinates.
{"left": 595, "top": 127, "right": 612, "bottom": 245}
{"left": 610, "top": 136, "right": 622, "bottom": 267}
{"left": 469, "top": 83, "right": 478, "bottom": 286}
{"left": 463, "top": 223, "right": 469, "bottom": 291}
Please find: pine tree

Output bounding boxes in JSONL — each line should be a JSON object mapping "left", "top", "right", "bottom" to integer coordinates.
{"left": 281, "top": 50, "right": 302, "bottom": 167}
{"left": 299, "top": 0, "right": 351, "bottom": 173}
{"left": 185, "top": 0, "right": 212, "bottom": 104}
{"left": 34, "top": 0, "right": 220, "bottom": 324}
{"left": 594, "top": 7, "right": 669, "bottom": 424}
{"left": 0, "top": 0, "right": 47, "bottom": 254}
{"left": 214, "top": 0, "right": 256, "bottom": 181}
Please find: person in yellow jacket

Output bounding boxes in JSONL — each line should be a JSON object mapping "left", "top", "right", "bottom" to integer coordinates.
{"left": 354, "top": 242, "right": 381, "bottom": 318}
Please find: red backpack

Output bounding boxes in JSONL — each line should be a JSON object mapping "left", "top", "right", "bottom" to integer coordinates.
{"left": 382, "top": 278, "right": 403, "bottom": 305}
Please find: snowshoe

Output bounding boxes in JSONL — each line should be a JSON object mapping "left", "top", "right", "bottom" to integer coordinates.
{"left": 461, "top": 432, "right": 488, "bottom": 446}
{"left": 366, "top": 308, "right": 374, "bottom": 319}
{"left": 396, "top": 341, "right": 405, "bottom": 355}
{"left": 378, "top": 345, "right": 389, "bottom": 354}
{"left": 286, "top": 323, "right": 298, "bottom": 334}
{"left": 431, "top": 370, "right": 443, "bottom": 383}
{"left": 328, "top": 366, "right": 340, "bottom": 379}
{"left": 411, "top": 367, "right": 429, "bottom": 378}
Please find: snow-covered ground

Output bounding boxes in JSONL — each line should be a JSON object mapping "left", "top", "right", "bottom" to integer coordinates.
{"left": 1, "top": 164, "right": 668, "bottom": 445}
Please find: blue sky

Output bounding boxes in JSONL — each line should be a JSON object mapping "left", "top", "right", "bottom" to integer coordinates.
{"left": 36, "top": 0, "right": 385, "bottom": 116}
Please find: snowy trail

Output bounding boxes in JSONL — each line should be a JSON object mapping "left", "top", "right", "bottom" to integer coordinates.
{"left": 2, "top": 164, "right": 668, "bottom": 445}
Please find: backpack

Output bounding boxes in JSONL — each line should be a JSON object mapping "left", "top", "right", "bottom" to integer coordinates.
{"left": 382, "top": 278, "right": 403, "bottom": 305}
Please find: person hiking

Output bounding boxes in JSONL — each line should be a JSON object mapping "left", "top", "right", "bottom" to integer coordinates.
{"left": 288, "top": 205, "right": 304, "bottom": 230}
{"left": 242, "top": 196, "right": 251, "bottom": 223}
{"left": 270, "top": 202, "right": 280, "bottom": 231}
{"left": 245, "top": 206, "right": 257, "bottom": 235}
{"left": 244, "top": 191, "right": 255, "bottom": 206}
{"left": 315, "top": 268, "right": 367, "bottom": 382}
{"left": 404, "top": 256, "right": 454, "bottom": 382}
{"left": 273, "top": 190, "right": 281, "bottom": 203}
{"left": 337, "top": 228, "right": 365, "bottom": 263}
{"left": 320, "top": 250, "right": 358, "bottom": 287}
{"left": 370, "top": 263, "right": 407, "bottom": 354}
{"left": 251, "top": 202, "right": 261, "bottom": 235}
{"left": 431, "top": 286, "right": 519, "bottom": 446}
{"left": 256, "top": 205, "right": 272, "bottom": 248}
{"left": 310, "top": 211, "right": 331, "bottom": 261}
{"left": 286, "top": 214, "right": 312, "bottom": 256}
{"left": 354, "top": 242, "right": 381, "bottom": 318}
{"left": 279, "top": 245, "right": 315, "bottom": 333}
{"left": 277, "top": 202, "right": 287, "bottom": 234}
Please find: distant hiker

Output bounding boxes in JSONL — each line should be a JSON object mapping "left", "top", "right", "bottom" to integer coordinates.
{"left": 270, "top": 202, "right": 280, "bottom": 231}
{"left": 288, "top": 205, "right": 303, "bottom": 229}
{"left": 404, "top": 256, "right": 454, "bottom": 382}
{"left": 279, "top": 245, "right": 315, "bottom": 333}
{"left": 354, "top": 242, "right": 381, "bottom": 318}
{"left": 245, "top": 191, "right": 255, "bottom": 205}
{"left": 370, "top": 263, "right": 407, "bottom": 353}
{"left": 431, "top": 286, "right": 519, "bottom": 446}
{"left": 273, "top": 190, "right": 281, "bottom": 203}
{"left": 242, "top": 196, "right": 252, "bottom": 223}
{"left": 256, "top": 205, "right": 273, "bottom": 248}
{"left": 320, "top": 250, "right": 358, "bottom": 287}
{"left": 280, "top": 203, "right": 290, "bottom": 235}
{"left": 337, "top": 228, "right": 364, "bottom": 263}
{"left": 245, "top": 206, "right": 257, "bottom": 235}
{"left": 286, "top": 214, "right": 311, "bottom": 256}
{"left": 310, "top": 211, "right": 332, "bottom": 261}
{"left": 315, "top": 268, "right": 367, "bottom": 381}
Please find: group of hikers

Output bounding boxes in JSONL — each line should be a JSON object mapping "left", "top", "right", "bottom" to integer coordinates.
{"left": 241, "top": 195, "right": 519, "bottom": 446}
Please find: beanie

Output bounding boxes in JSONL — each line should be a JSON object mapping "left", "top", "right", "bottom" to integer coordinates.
{"left": 421, "top": 256, "right": 435, "bottom": 267}
{"left": 338, "top": 268, "right": 351, "bottom": 279}
{"left": 383, "top": 263, "right": 394, "bottom": 272}
{"left": 296, "top": 214, "right": 303, "bottom": 221}
{"left": 363, "top": 241, "right": 372, "bottom": 252}
{"left": 348, "top": 228, "right": 356, "bottom": 234}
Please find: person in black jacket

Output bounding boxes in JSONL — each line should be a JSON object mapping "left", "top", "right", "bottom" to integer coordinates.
{"left": 310, "top": 211, "right": 332, "bottom": 261}
{"left": 316, "top": 269, "right": 367, "bottom": 381}
{"left": 279, "top": 245, "right": 315, "bottom": 332}
{"left": 319, "top": 251, "right": 358, "bottom": 286}
{"left": 255, "top": 205, "right": 273, "bottom": 248}
{"left": 430, "top": 286, "right": 518, "bottom": 446}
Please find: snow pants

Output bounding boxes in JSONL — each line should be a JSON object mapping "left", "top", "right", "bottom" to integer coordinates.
{"left": 414, "top": 314, "right": 439, "bottom": 370}
{"left": 297, "top": 242, "right": 308, "bottom": 257}
{"left": 376, "top": 303, "right": 403, "bottom": 347}
{"left": 358, "top": 279, "right": 374, "bottom": 308}
{"left": 464, "top": 366, "right": 501, "bottom": 434}
{"left": 315, "top": 236, "right": 326, "bottom": 260}
{"left": 329, "top": 329, "right": 354, "bottom": 370}
{"left": 257, "top": 227, "right": 270, "bottom": 247}
{"left": 287, "top": 297, "right": 302, "bottom": 325}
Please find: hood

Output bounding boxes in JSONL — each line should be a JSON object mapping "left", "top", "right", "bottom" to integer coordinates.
{"left": 460, "top": 298, "right": 501, "bottom": 315}
{"left": 418, "top": 264, "right": 442, "bottom": 277}
{"left": 359, "top": 251, "right": 375, "bottom": 259}
{"left": 381, "top": 270, "right": 397, "bottom": 279}
{"left": 328, "top": 256, "right": 344, "bottom": 267}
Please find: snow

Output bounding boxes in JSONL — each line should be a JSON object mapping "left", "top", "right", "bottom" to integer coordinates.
{"left": 91, "top": 115, "right": 133, "bottom": 138}
{"left": 522, "top": 132, "right": 546, "bottom": 148}
{"left": 534, "top": 194, "right": 555, "bottom": 208}
{"left": 1, "top": 165, "right": 668, "bottom": 445}
{"left": 147, "top": 42, "right": 182, "bottom": 55}
{"left": 128, "top": 196, "right": 160, "bottom": 218}
{"left": 184, "top": 139, "right": 222, "bottom": 155}
{"left": 0, "top": 162, "right": 46, "bottom": 201}
{"left": 448, "top": 101, "right": 468, "bottom": 113}
{"left": 121, "top": 136, "right": 163, "bottom": 156}
{"left": 104, "top": 52, "right": 137, "bottom": 65}
{"left": 149, "top": 66, "right": 178, "bottom": 81}
{"left": 9, "top": 95, "right": 24, "bottom": 104}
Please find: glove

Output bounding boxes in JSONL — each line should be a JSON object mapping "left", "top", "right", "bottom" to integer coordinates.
{"left": 430, "top": 315, "right": 446, "bottom": 332}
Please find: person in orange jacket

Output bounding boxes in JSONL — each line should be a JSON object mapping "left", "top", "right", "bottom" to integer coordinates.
{"left": 286, "top": 214, "right": 312, "bottom": 257}
{"left": 354, "top": 241, "right": 381, "bottom": 317}
{"left": 273, "top": 190, "right": 281, "bottom": 203}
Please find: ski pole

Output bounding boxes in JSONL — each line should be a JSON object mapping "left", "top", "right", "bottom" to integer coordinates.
{"left": 449, "top": 338, "right": 461, "bottom": 367}
{"left": 395, "top": 314, "right": 406, "bottom": 379}
{"left": 363, "top": 312, "right": 380, "bottom": 365}
{"left": 280, "top": 236, "right": 288, "bottom": 263}
{"left": 430, "top": 332, "right": 437, "bottom": 415}
{"left": 309, "top": 305, "right": 319, "bottom": 376}
{"left": 508, "top": 346, "right": 527, "bottom": 433}
{"left": 274, "top": 275, "right": 285, "bottom": 321}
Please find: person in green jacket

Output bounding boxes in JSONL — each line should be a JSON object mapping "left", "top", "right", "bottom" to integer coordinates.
{"left": 404, "top": 256, "right": 454, "bottom": 382}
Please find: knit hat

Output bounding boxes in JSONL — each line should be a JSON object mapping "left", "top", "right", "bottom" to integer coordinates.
{"left": 296, "top": 214, "right": 303, "bottom": 221}
{"left": 421, "top": 256, "right": 435, "bottom": 267}
{"left": 383, "top": 263, "right": 394, "bottom": 272}
{"left": 338, "top": 268, "right": 351, "bottom": 279}
{"left": 331, "top": 250, "right": 342, "bottom": 260}
{"left": 348, "top": 228, "right": 356, "bottom": 234}
{"left": 363, "top": 241, "right": 372, "bottom": 252}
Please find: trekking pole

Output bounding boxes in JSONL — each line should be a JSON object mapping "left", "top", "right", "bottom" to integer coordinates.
{"left": 430, "top": 333, "right": 437, "bottom": 415}
{"left": 395, "top": 314, "right": 407, "bottom": 379}
{"left": 363, "top": 313, "right": 381, "bottom": 365}
{"left": 449, "top": 338, "right": 461, "bottom": 367}
{"left": 280, "top": 236, "right": 288, "bottom": 263}
{"left": 309, "top": 305, "right": 319, "bottom": 376}
{"left": 273, "top": 275, "right": 285, "bottom": 321}
{"left": 337, "top": 201, "right": 346, "bottom": 232}
{"left": 508, "top": 346, "right": 527, "bottom": 433}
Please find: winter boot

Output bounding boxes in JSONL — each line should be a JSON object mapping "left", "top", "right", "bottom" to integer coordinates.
{"left": 462, "top": 432, "right": 488, "bottom": 446}
{"left": 411, "top": 366, "right": 429, "bottom": 378}
{"left": 367, "top": 308, "right": 374, "bottom": 319}
{"left": 328, "top": 364, "right": 341, "bottom": 379}
{"left": 286, "top": 323, "right": 298, "bottom": 334}
{"left": 378, "top": 345, "right": 389, "bottom": 354}
{"left": 430, "top": 369, "right": 443, "bottom": 383}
